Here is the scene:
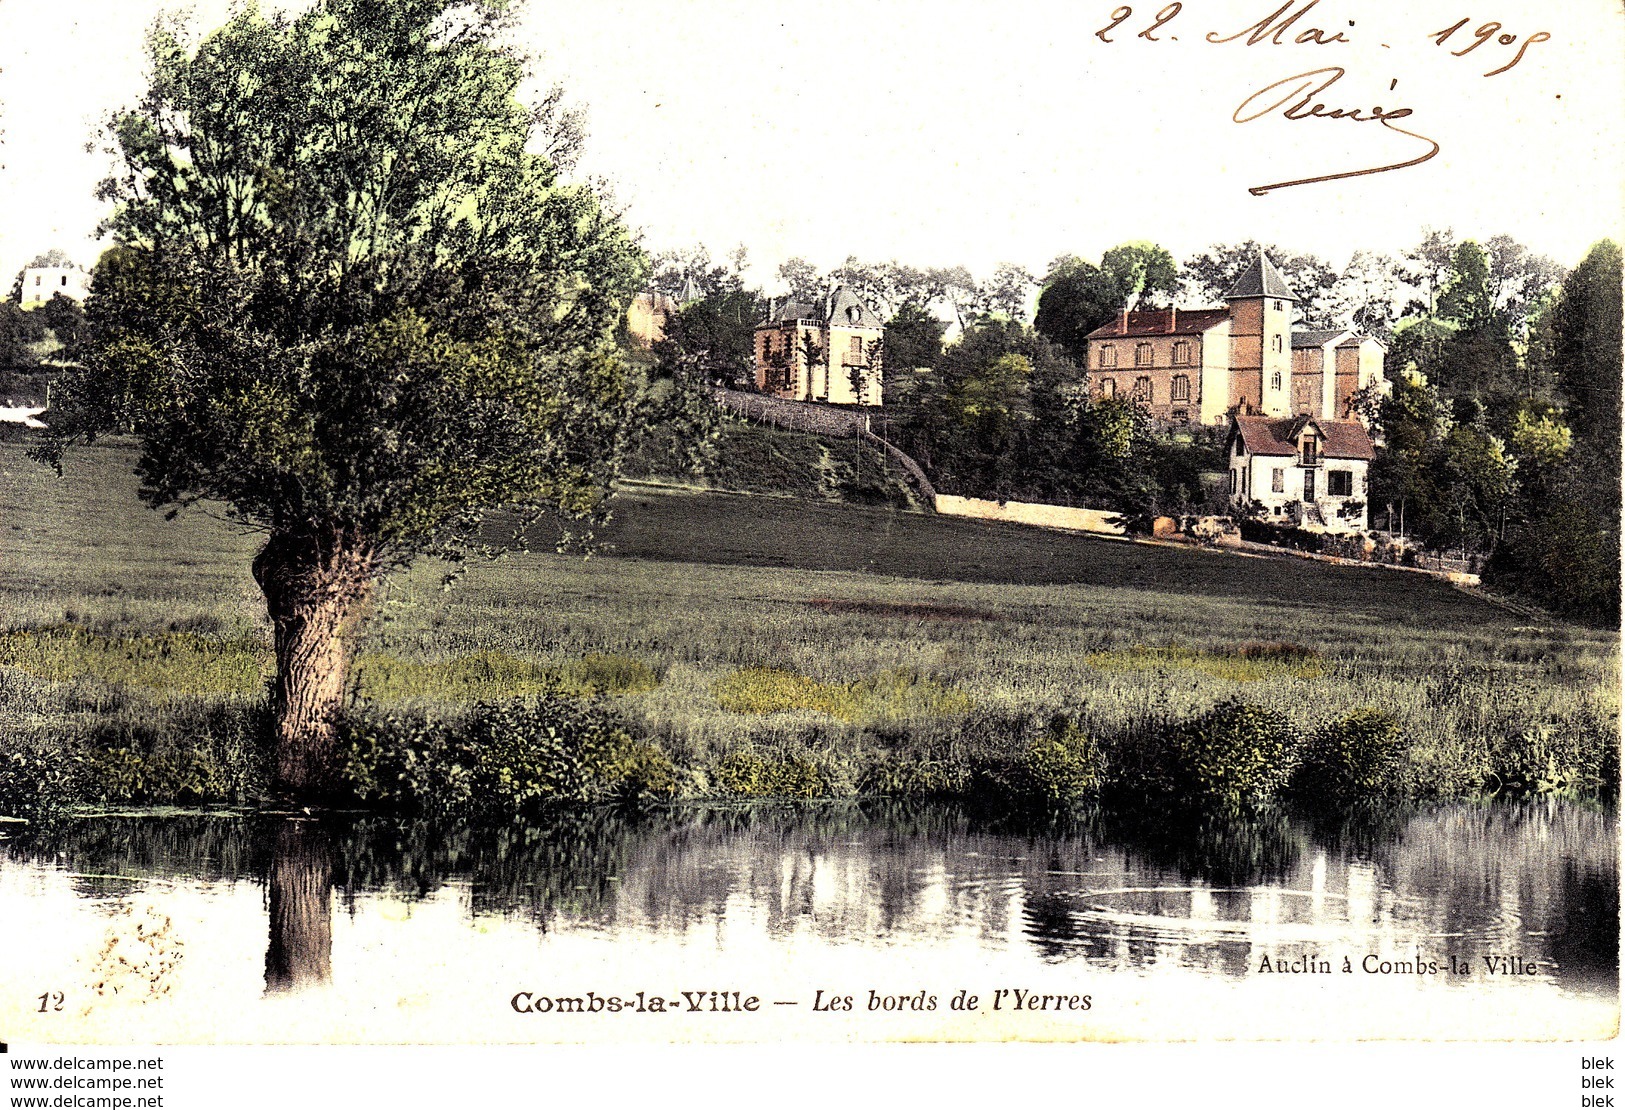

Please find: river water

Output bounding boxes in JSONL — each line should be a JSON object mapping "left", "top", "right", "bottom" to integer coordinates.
{"left": 0, "top": 800, "right": 1615, "bottom": 1043}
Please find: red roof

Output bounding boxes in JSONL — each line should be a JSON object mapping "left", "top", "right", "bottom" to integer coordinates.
{"left": 1085, "top": 308, "right": 1230, "bottom": 340}
{"left": 1231, "top": 415, "right": 1375, "bottom": 461}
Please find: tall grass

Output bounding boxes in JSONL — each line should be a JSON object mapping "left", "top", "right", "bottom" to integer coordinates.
{"left": 1, "top": 439, "right": 1617, "bottom": 813}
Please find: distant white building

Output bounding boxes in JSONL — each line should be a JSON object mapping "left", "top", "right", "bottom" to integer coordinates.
{"left": 1227, "top": 414, "right": 1374, "bottom": 532}
{"left": 21, "top": 264, "right": 89, "bottom": 308}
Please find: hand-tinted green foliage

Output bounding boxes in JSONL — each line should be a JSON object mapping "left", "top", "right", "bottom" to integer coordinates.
{"left": 1290, "top": 708, "right": 1410, "bottom": 806}
{"left": 710, "top": 751, "right": 833, "bottom": 798}
{"left": 340, "top": 697, "right": 667, "bottom": 816}
{"left": 1116, "top": 699, "right": 1298, "bottom": 815}
{"left": 41, "top": 0, "right": 646, "bottom": 561}
{"left": 1487, "top": 722, "right": 1618, "bottom": 800}
{"left": 0, "top": 743, "right": 85, "bottom": 821}
{"left": 1033, "top": 260, "right": 1119, "bottom": 365}
{"left": 79, "top": 701, "right": 270, "bottom": 807}
{"left": 652, "top": 291, "right": 762, "bottom": 391}
{"left": 0, "top": 302, "right": 47, "bottom": 367}
{"left": 973, "top": 717, "right": 1103, "bottom": 811}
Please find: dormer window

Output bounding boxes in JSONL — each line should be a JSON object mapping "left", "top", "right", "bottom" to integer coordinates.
{"left": 1301, "top": 439, "right": 1319, "bottom": 466}
{"left": 847, "top": 306, "right": 861, "bottom": 323}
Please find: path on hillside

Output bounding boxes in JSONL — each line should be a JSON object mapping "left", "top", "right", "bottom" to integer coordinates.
{"left": 709, "top": 387, "right": 938, "bottom": 506}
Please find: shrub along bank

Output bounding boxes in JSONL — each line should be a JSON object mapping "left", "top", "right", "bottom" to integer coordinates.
{"left": 3, "top": 674, "right": 1614, "bottom": 824}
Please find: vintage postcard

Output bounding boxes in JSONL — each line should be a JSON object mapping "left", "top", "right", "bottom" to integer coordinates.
{"left": 0, "top": 0, "right": 1619, "bottom": 1081}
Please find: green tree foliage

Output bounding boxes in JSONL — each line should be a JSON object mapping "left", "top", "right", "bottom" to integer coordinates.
{"left": 891, "top": 319, "right": 1060, "bottom": 497}
{"left": 652, "top": 291, "right": 761, "bottom": 389}
{"left": 1101, "top": 242, "right": 1179, "bottom": 308}
{"left": 1551, "top": 240, "right": 1623, "bottom": 467}
{"left": 881, "top": 301, "right": 945, "bottom": 375}
{"left": 0, "top": 301, "right": 45, "bottom": 367}
{"left": 1033, "top": 259, "right": 1118, "bottom": 366}
{"left": 39, "top": 0, "right": 646, "bottom": 795}
{"left": 38, "top": 293, "right": 86, "bottom": 352}
{"left": 1486, "top": 240, "right": 1622, "bottom": 622}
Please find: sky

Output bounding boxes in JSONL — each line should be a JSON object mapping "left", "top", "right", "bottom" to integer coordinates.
{"left": 0, "top": 0, "right": 1621, "bottom": 293}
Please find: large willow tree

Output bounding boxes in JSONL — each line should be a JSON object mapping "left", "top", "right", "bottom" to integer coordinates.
{"left": 41, "top": 0, "right": 646, "bottom": 796}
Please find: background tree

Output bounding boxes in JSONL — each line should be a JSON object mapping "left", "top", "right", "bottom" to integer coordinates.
{"left": 1486, "top": 240, "right": 1622, "bottom": 623}
{"left": 1033, "top": 259, "right": 1118, "bottom": 366}
{"left": 776, "top": 257, "right": 824, "bottom": 306}
{"left": 651, "top": 289, "right": 762, "bottom": 390}
{"left": 983, "top": 262, "right": 1036, "bottom": 320}
{"left": 0, "top": 302, "right": 45, "bottom": 367}
{"left": 1101, "top": 242, "right": 1179, "bottom": 309}
{"left": 39, "top": 0, "right": 646, "bottom": 796}
{"left": 38, "top": 294, "right": 86, "bottom": 352}
{"left": 1180, "top": 241, "right": 1336, "bottom": 322}
{"left": 880, "top": 301, "right": 945, "bottom": 375}
{"left": 1324, "top": 249, "right": 1403, "bottom": 338}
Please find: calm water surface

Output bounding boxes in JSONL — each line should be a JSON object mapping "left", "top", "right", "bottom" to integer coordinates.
{"left": 1, "top": 800, "right": 1615, "bottom": 1042}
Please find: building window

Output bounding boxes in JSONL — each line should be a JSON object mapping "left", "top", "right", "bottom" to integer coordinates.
{"left": 1270, "top": 371, "right": 1283, "bottom": 391}
{"left": 1328, "top": 470, "right": 1353, "bottom": 496}
{"left": 1099, "top": 377, "right": 1115, "bottom": 398}
{"left": 1272, "top": 467, "right": 1284, "bottom": 493}
{"left": 1273, "top": 299, "right": 1284, "bottom": 311}
{"left": 1099, "top": 346, "right": 1118, "bottom": 369}
{"left": 1302, "top": 439, "right": 1319, "bottom": 466}
{"left": 1134, "top": 343, "right": 1152, "bottom": 367}
{"left": 1272, "top": 335, "right": 1284, "bottom": 353}
{"left": 1234, "top": 437, "right": 1244, "bottom": 457}
{"left": 1172, "top": 340, "right": 1191, "bottom": 365}
{"left": 848, "top": 335, "right": 863, "bottom": 363}
{"left": 1171, "top": 374, "right": 1190, "bottom": 402}
{"left": 1229, "top": 470, "right": 1237, "bottom": 495}
{"left": 60, "top": 275, "right": 68, "bottom": 287}
{"left": 33, "top": 276, "right": 40, "bottom": 286}
{"left": 1133, "top": 376, "right": 1152, "bottom": 401}
{"left": 1171, "top": 409, "right": 1189, "bottom": 425}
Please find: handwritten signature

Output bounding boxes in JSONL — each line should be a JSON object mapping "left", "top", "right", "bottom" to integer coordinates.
{"left": 1232, "top": 67, "right": 1440, "bottom": 195}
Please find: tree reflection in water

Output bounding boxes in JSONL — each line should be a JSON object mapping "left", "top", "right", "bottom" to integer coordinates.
{"left": 5, "top": 799, "right": 1616, "bottom": 997}
{"left": 264, "top": 819, "right": 334, "bottom": 994}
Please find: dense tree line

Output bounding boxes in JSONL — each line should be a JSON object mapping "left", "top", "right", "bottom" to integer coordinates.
{"left": 647, "top": 232, "right": 1617, "bottom": 622}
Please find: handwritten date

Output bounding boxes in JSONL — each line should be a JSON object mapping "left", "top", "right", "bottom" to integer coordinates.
{"left": 1429, "top": 18, "right": 1550, "bottom": 77}
{"left": 1097, "top": 2, "right": 1550, "bottom": 76}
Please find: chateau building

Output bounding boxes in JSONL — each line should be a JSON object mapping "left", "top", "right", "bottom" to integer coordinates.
{"left": 754, "top": 286, "right": 883, "bottom": 406}
{"left": 1083, "top": 251, "right": 1385, "bottom": 426}
{"left": 20, "top": 263, "right": 89, "bottom": 308}
{"left": 625, "top": 276, "right": 704, "bottom": 348}
{"left": 1227, "top": 414, "right": 1375, "bottom": 531}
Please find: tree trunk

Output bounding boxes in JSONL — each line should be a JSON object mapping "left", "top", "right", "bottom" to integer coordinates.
{"left": 252, "top": 527, "right": 376, "bottom": 798}
{"left": 264, "top": 818, "right": 334, "bottom": 994}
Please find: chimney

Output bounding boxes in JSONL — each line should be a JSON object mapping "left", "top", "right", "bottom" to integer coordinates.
{"left": 1119, "top": 308, "right": 1128, "bottom": 334}
{"left": 1170, "top": 307, "right": 1177, "bottom": 332}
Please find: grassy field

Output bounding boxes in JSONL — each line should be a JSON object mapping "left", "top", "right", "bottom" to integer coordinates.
{"left": 1, "top": 438, "right": 1618, "bottom": 811}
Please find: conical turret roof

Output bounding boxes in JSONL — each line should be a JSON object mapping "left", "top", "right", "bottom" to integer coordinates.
{"left": 1224, "top": 248, "right": 1298, "bottom": 302}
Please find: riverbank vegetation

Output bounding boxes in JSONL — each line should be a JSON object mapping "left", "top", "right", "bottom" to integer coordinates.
{"left": 2, "top": 440, "right": 1615, "bottom": 823}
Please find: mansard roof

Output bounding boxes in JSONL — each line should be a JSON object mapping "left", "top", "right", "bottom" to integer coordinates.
{"left": 1224, "top": 251, "right": 1298, "bottom": 302}
{"left": 760, "top": 286, "right": 883, "bottom": 329}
